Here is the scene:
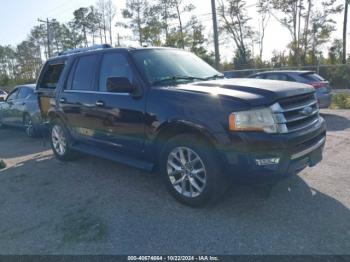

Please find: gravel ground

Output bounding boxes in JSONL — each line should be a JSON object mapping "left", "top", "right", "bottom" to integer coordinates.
{"left": 0, "top": 109, "right": 349, "bottom": 255}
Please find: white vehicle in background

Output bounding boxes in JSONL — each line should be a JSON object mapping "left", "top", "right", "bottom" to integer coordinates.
{"left": 0, "top": 90, "right": 8, "bottom": 102}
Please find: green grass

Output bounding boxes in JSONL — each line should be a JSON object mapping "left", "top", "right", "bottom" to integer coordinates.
{"left": 331, "top": 93, "right": 350, "bottom": 109}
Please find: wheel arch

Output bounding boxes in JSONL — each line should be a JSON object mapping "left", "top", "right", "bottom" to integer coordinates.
{"left": 153, "top": 120, "right": 219, "bottom": 157}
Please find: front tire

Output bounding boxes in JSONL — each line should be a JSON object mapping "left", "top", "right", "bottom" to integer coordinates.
{"left": 23, "top": 114, "right": 38, "bottom": 138}
{"left": 160, "top": 134, "right": 227, "bottom": 207}
{"left": 50, "top": 119, "right": 75, "bottom": 161}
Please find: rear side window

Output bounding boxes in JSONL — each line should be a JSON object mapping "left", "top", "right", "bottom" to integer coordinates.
{"left": 99, "top": 53, "right": 132, "bottom": 92}
{"left": 300, "top": 73, "right": 324, "bottom": 82}
{"left": 39, "top": 63, "right": 65, "bottom": 89}
{"left": 266, "top": 73, "right": 285, "bottom": 81}
{"left": 251, "top": 74, "right": 265, "bottom": 79}
{"left": 71, "top": 55, "right": 99, "bottom": 91}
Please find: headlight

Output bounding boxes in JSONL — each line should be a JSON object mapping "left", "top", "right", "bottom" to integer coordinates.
{"left": 229, "top": 108, "right": 278, "bottom": 133}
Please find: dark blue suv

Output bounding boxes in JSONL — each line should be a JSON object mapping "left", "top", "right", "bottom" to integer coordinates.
{"left": 36, "top": 45, "right": 326, "bottom": 206}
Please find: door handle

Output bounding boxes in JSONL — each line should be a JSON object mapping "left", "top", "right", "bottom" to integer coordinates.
{"left": 96, "top": 101, "right": 105, "bottom": 107}
{"left": 59, "top": 98, "right": 67, "bottom": 104}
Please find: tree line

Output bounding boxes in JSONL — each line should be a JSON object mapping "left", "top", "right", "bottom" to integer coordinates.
{"left": 0, "top": 0, "right": 349, "bottom": 88}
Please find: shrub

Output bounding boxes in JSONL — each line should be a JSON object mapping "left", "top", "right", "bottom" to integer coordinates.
{"left": 331, "top": 93, "right": 350, "bottom": 109}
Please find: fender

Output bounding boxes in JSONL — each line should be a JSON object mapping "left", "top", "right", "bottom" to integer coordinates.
{"left": 145, "top": 118, "right": 220, "bottom": 162}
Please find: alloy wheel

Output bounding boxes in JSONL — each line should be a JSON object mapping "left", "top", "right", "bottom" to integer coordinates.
{"left": 167, "top": 146, "right": 207, "bottom": 198}
{"left": 51, "top": 125, "right": 67, "bottom": 156}
{"left": 24, "top": 115, "right": 34, "bottom": 137}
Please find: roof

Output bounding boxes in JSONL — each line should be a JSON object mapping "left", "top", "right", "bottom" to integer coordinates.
{"left": 49, "top": 45, "right": 180, "bottom": 61}
{"left": 253, "top": 70, "right": 315, "bottom": 75}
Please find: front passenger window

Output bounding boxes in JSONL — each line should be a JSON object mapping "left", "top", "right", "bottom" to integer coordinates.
{"left": 99, "top": 53, "right": 132, "bottom": 92}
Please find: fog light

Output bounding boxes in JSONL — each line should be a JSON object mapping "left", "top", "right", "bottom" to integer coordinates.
{"left": 255, "top": 158, "right": 280, "bottom": 166}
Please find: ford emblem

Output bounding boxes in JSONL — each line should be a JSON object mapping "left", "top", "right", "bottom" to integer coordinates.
{"left": 300, "top": 106, "right": 313, "bottom": 116}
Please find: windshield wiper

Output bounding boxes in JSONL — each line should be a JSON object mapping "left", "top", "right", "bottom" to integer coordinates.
{"left": 203, "top": 74, "right": 225, "bottom": 80}
{"left": 152, "top": 75, "right": 205, "bottom": 86}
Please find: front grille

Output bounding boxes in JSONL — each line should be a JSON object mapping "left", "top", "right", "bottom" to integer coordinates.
{"left": 272, "top": 92, "right": 320, "bottom": 133}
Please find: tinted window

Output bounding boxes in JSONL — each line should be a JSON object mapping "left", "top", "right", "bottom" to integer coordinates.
{"left": 7, "top": 89, "right": 19, "bottom": 101}
{"left": 99, "top": 53, "right": 132, "bottom": 92}
{"left": 251, "top": 74, "right": 265, "bottom": 79}
{"left": 265, "top": 73, "right": 293, "bottom": 81}
{"left": 72, "top": 55, "right": 99, "bottom": 91}
{"left": 40, "top": 63, "right": 65, "bottom": 89}
{"left": 300, "top": 73, "right": 324, "bottom": 82}
{"left": 18, "top": 87, "right": 33, "bottom": 99}
{"left": 131, "top": 49, "right": 220, "bottom": 85}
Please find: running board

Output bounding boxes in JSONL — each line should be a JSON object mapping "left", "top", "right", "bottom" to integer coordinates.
{"left": 72, "top": 144, "right": 154, "bottom": 171}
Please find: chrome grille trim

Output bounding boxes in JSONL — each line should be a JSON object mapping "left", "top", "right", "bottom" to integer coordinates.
{"left": 270, "top": 92, "right": 320, "bottom": 133}
{"left": 287, "top": 117, "right": 320, "bottom": 133}
{"left": 281, "top": 100, "right": 317, "bottom": 112}
{"left": 285, "top": 109, "right": 319, "bottom": 123}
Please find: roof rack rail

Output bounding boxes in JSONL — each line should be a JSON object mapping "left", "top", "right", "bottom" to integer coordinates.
{"left": 58, "top": 44, "right": 112, "bottom": 56}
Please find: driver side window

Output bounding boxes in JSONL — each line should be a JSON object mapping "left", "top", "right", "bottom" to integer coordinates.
{"left": 99, "top": 53, "right": 132, "bottom": 92}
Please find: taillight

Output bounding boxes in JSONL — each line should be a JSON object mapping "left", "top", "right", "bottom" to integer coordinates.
{"left": 309, "top": 82, "right": 327, "bottom": 89}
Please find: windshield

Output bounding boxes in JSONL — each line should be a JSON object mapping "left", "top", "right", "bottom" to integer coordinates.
{"left": 131, "top": 49, "right": 221, "bottom": 86}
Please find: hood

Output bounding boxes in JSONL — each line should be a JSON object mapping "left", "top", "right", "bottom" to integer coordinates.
{"left": 172, "top": 78, "right": 314, "bottom": 107}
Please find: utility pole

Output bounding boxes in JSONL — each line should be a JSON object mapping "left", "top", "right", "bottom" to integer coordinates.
{"left": 211, "top": 0, "right": 220, "bottom": 70}
{"left": 38, "top": 18, "right": 53, "bottom": 58}
{"left": 343, "top": 0, "right": 349, "bottom": 64}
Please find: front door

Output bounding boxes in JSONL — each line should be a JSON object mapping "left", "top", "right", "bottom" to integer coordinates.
{"left": 60, "top": 51, "right": 146, "bottom": 156}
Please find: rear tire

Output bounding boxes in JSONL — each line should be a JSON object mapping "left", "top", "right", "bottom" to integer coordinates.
{"left": 159, "top": 134, "right": 228, "bottom": 207}
{"left": 50, "top": 119, "right": 75, "bottom": 161}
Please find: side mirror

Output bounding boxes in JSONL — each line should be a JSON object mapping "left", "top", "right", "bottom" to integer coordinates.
{"left": 106, "top": 77, "right": 135, "bottom": 93}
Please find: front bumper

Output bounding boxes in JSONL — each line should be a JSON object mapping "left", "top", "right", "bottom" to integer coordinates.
{"left": 215, "top": 117, "right": 327, "bottom": 183}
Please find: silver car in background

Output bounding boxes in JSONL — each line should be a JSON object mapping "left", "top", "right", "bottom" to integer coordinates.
{"left": 248, "top": 71, "right": 332, "bottom": 108}
{"left": 0, "top": 84, "right": 42, "bottom": 137}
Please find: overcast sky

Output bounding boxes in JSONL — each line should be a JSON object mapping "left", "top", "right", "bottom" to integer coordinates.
{"left": 0, "top": 0, "right": 348, "bottom": 62}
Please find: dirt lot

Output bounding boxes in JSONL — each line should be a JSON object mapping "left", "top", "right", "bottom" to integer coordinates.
{"left": 0, "top": 109, "right": 349, "bottom": 255}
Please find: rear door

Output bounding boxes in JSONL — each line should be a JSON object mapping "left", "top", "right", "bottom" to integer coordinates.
{"left": 58, "top": 54, "right": 101, "bottom": 139}
{"left": 36, "top": 60, "right": 66, "bottom": 122}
